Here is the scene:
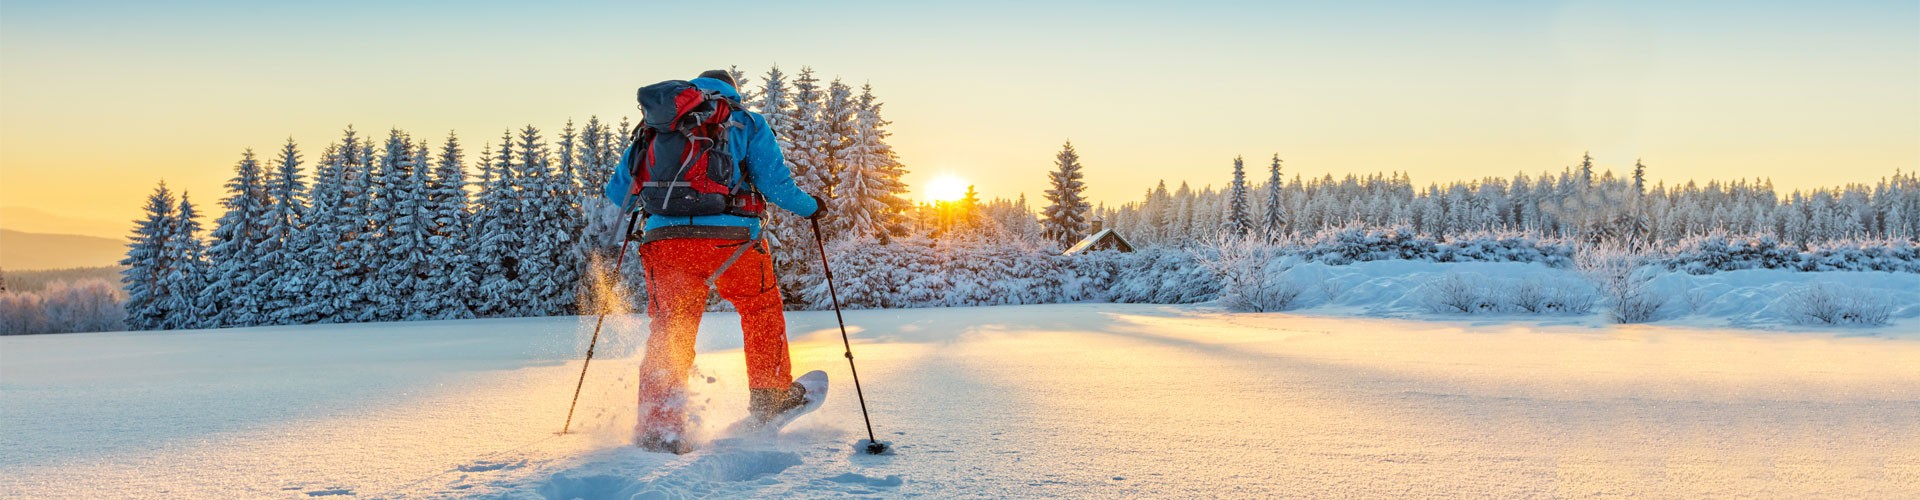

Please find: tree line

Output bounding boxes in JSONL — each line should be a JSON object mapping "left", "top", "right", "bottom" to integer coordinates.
{"left": 1073, "top": 152, "right": 1920, "bottom": 249}
{"left": 119, "top": 65, "right": 916, "bottom": 331}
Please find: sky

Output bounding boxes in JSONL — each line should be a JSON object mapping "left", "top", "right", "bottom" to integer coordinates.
{"left": 2, "top": 0, "right": 1916, "bottom": 229}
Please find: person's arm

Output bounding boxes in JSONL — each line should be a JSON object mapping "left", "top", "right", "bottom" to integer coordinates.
{"left": 742, "top": 114, "right": 821, "bottom": 217}
{"left": 604, "top": 142, "right": 637, "bottom": 212}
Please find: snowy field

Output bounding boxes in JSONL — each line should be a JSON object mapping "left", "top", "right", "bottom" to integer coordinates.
{"left": 4, "top": 300, "right": 1919, "bottom": 498}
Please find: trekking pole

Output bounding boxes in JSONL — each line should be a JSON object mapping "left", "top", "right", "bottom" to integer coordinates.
{"left": 810, "top": 217, "right": 889, "bottom": 454}
{"left": 562, "top": 210, "right": 642, "bottom": 434}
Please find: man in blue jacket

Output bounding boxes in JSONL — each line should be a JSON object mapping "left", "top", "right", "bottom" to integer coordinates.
{"left": 605, "top": 70, "right": 823, "bottom": 454}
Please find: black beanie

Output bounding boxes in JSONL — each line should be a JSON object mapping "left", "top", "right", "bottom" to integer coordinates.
{"left": 697, "top": 69, "right": 735, "bottom": 88}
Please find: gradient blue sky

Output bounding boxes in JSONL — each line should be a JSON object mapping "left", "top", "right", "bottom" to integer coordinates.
{"left": 2, "top": 0, "right": 1916, "bottom": 225}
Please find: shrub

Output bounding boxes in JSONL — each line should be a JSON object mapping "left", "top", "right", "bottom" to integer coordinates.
{"left": 1783, "top": 283, "right": 1891, "bottom": 326}
{"left": 1578, "top": 245, "right": 1667, "bottom": 324}
{"left": 1422, "top": 273, "right": 1493, "bottom": 314}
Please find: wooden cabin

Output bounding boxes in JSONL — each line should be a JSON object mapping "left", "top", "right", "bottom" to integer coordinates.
{"left": 1063, "top": 217, "right": 1135, "bottom": 255}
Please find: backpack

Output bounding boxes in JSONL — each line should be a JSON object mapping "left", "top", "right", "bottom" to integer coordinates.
{"left": 627, "top": 80, "right": 765, "bottom": 218}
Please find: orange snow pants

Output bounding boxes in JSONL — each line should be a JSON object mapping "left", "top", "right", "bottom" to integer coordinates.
{"left": 635, "top": 237, "right": 793, "bottom": 436}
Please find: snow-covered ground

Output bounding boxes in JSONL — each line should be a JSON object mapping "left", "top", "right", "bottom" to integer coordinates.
{"left": 1275, "top": 261, "right": 1920, "bottom": 328}
{"left": 4, "top": 302, "right": 1918, "bottom": 498}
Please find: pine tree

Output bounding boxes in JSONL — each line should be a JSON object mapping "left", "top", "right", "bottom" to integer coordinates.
{"left": 122, "top": 182, "right": 177, "bottom": 330}
{"left": 334, "top": 131, "right": 381, "bottom": 322}
{"left": 361, "top": 130, "right": 432, "bottom": 321}
{"left": 554, "top": 121, "right": 593, "bottom": 312}
{"left": 787, "top": 67, "right": 831, "bottom": 195}
{"left": 513, "top": 125, "right": 577, "bottom": 316}
{"left": 958, "top": 185, "right": 981, "bottom": 231}
{"left": 286, "top": 137, "right": 348, "bottom": 324}
{"left": 1226, "top": 156, "right": 1250, "bottom": 237}
{"left": 832, "top": 84, "right": 910, "bottom": 240}
{"left": 471, "top": 133, "right": 526, "bottom": 317}
{"left": 727, "top": 65, "right": 754, "bottom": 103}
{"left": 423, "top": 132, "right": 476, "bottom": 320}
{"left": 821, "top": 78, "right": 857, "bottom": 197}
{"left": 754, "top": 65, "right": 795, "bottom": 148}
{"left": 1265, "top": 155, "right": 1285, "bottom": 240}
{"left": 1631, "top": 159, "right": 1647, "bottom": 195}
{"left": 254, "top": 139, "right": 307, "bottom": 325}
{"left": 1042, "top": 141, "right": 1091, "bottom": 248}
{"left": 204, "top": 149, "right": 272, "bottom": 327}
{"left": 160, "top": 193, "right": 211, "bottom": 330}
{"left": 1578, "top": 151, "right": 1595, "bottom": 189}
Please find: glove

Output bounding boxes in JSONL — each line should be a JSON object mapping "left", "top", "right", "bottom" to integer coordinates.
{"left": 808, "top": 194, "right": 828, "bottom": 220}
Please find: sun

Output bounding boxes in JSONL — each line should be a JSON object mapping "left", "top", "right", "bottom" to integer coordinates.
{"left": 924, "top": 174, "right": 970, "bottom": 203}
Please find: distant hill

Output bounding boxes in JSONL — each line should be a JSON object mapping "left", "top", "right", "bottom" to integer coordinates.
{"left": 0, "top": 206, "right": 129, "bottom": 240}
{"left": 2, "top": 265, "right": 124, "bottom": 292}
{"left": 1, "top": 229, "right": 125, "bottom": 271}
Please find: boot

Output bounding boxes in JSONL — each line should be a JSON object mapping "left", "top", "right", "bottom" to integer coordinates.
{"left": 747, "top": 381, "right": 810, "bottom": 426}
{"left": 635, "top": 399, "right": 692, "bottom": 454}
{"left": 634, "top": 430, "right": 693, "bottom": 455}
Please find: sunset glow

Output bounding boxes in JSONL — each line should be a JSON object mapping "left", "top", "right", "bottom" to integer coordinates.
{"left": 924, "top": 175, "right": 969, "bottom": 203}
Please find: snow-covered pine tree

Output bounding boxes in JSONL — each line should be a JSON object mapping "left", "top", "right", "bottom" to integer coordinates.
{"left": 333, "top": 131, "right": 382, "bottom": 323}
{"left": 121, "top": 182, "right": 177, "bottom": 330}
{"left": 285, "top": 134, "right": 355, "bottom": 324}
{"left": 727, "top": 65, "right": 754, "bottom": 104}
{"left": 254, "top": 139, "right": 307, "bottom": 325}
{"left": 1169, "top": 182, "right": 1192, "bottom": 244}
{"left": 832, "top": 84, "right": 911, "bottom": 240}
{"left": 1578, "top": 151, "right": 1595, "bottom": 189}
{"left": 1265, "top": 155, "right": 1285, "bottom": 240}
{"left": 203, "top": 149, "right": 273, "bottom": 327}
{"left": 424, "top": 132, "right": 475, "bottom": 320}
{"left": 1631, "top": 159, "right": 1647, "bottom": 196}
{"left": 754, "top": 65, "right": 795, "bottom": 149}
{"left": 958, "top": 185, "right": 981, "bottom": 232}
{"left": 1042, "top": 141, "right": 1091, "bottom": 248}
{"left": 470, "top": 134, "right": 525, "bottom": 318}
{"left": 362, "top": 130, "right": 433, "bottom": 321}
{"left": 1226, "top": 156, "right": 1250, "bottom": 237}
{"left": 575, "top": 117, "right": 628, "bottom": 273}
{"left": 513, "top": 125, "right": 578, "bottom": 316}
{"left": 787, "top": 67, "right": 831, "bottom": 196}
{"left": 859, "top": 84, "right": 912, "bottom": 237}
{"left": 820, "top": 78, "right": 857, "bottom": 199}
{"left": 159, "top": 193, "right": 211, "bottom": 330}
{"left": 764, "top": 67, "right": 830, "bottom": 303}
{"left": 555, "top": 120, "right": 595, "bottom": 312}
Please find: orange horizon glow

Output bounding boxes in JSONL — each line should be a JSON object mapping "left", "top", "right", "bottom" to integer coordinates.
{"left": 1, "top": 1, "right": 1914, "bottom": 232}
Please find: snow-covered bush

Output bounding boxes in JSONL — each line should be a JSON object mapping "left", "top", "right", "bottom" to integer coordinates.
{"left": 1298, "top": 226, "right": 1576, "bottom": 267}
{"left": 1104, "top": 247, "right": 1219, "bottom": 304}
{"left": 1506, "top": 278, "right": 1549, "bottom": 313}
{"left": 1782, "top": 283, "right": 1891, "bottom": 326}
{"left": 0, "top": 279, "right": 126, "bottom": 335}
{"left": 1197, "top": 234, "right": 1303, "bottom": 312}
{"left": 1420, "top": 273, "right": 1494, "bottom": 314}
{"left": 1662, "top": 235, "right": 1919, "bottom": 274}
{"left": 1540, "top": 279, "right": 1598, "bottom": 314}
{"left": 1578, "top": 245, "right": 1666, "bottom": 323}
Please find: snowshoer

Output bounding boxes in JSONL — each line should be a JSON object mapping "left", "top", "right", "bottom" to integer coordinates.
{"left": 605, "top": 70, "right": 826, "bottom": 454}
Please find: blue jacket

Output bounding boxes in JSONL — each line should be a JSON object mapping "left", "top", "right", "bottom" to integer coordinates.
{"left": 603, "top": 77, "right": 819, "bottom": 239}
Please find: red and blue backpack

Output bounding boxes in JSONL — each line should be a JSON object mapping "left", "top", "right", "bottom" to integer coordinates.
{"left": 628, "top": 80, "right": 766, "bottom": 218}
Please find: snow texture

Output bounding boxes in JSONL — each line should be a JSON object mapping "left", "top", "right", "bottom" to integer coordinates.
{"left": 4, "top": 302, "right": 1917, "bottom": 497}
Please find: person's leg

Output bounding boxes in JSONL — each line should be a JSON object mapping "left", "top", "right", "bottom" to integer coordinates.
{"left": 635, "top": 239, "right": 713, "bottom": 443}
{"left": 713, "top": 240, "right": 793, "bottom": 392}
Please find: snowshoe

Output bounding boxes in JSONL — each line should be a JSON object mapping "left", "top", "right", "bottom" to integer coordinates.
{"left": 635, "top": 430, "right": 694, "bottom": 455}
{"left": 727, "top": 370, "right": 828, "bottom": 436}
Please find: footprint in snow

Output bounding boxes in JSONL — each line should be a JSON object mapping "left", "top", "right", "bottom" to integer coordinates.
{"left": 822, "top": 472, "right": 904, "bottom": 487}
{"left": 458, "top": 459, "right": 527, "bottom": 473}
